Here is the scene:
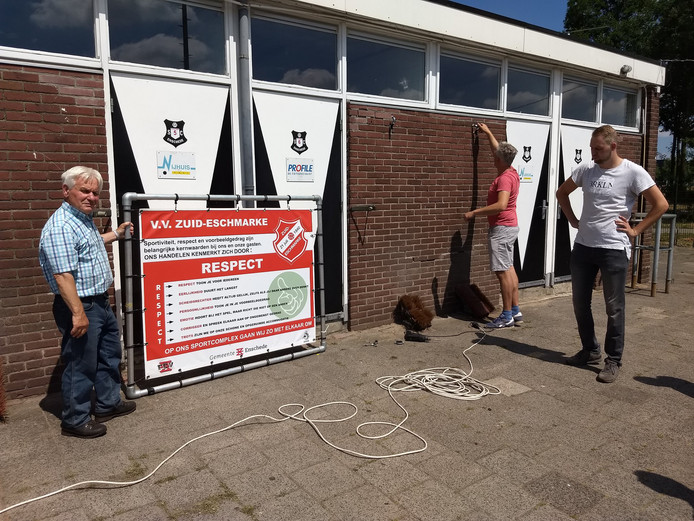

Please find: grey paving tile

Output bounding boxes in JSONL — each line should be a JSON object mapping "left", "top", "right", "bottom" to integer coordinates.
{"left": 523, "top": 470, "right": 604, "bottom": 517}
{"left": 2, "top": 247, "right": 693, "bottom": 521}
{"left": 394, "top": 479, "right": 478, "bottom": 521}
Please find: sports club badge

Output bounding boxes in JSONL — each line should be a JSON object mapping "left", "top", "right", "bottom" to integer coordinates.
{"left": 291, "top": 131, "right": 308, "bottom": 154}
{"left": 164, "top": 119, "right": 187, "bottom": 147}
{"left": 273, "top": 219, "right": 308, "bottom": 263}
{"left": 522, "top": 146, "right": 532, "bottom": 163}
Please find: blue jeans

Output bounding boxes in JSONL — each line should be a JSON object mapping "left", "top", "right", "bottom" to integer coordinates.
{"left": 570, "top": 243, "right": 628, "bottom": 365}
{"left": 53, "top": 293, "right": 123, "bottom": 428}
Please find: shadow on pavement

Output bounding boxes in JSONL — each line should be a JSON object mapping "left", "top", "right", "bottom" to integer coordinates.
{"left": 634, "top": 375, "right": 694, "bottom": 398}
{"left": 634, "top": 470, "right": 694, "bottom": 520}
{"left": 478, "top": 331, "right": 570, "bottom": 365}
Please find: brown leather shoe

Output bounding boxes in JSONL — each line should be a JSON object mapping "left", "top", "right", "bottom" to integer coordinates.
{"left": 94, "top": 400, "right": 136, "bottom": 423}
{"left": 61, "top": 419, "right": 107, "bottom": 438}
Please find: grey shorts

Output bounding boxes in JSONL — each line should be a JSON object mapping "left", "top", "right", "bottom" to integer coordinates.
{"left": 488, "top": 225, "right": 519, "bottom": 272}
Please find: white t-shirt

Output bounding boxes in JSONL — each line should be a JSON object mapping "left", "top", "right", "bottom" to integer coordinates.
{"left": 572, "top": 158, "right": 655, "bottom": 253}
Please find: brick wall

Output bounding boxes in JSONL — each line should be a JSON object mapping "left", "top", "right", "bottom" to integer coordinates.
{"left": 0, "top": 67, "right": 663, "bottom": 395}
{"left": 0, "top": 63, "right": 108, "bottom": 399}
{"left": 347, "top": 104, "right": 502, "bottom": 330}
{"left": 346, "top": 94, "right": 662, "bottom": 331}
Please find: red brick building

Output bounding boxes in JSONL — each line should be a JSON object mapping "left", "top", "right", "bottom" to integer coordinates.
{"left": 0, "top": 0, "right": 665, "bottom": 399}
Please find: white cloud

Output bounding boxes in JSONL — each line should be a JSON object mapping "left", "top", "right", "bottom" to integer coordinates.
{"left": 111, "top": 33, "right": 210, "bottom": 69}
{"left": 107, "top": 0, "right": 195, "bottom": 25}
{"left": 280, "top": 68, "right": 336, "bottom": 89}
{"left": 30, "top": 0, "right": 92, "bottom": 28}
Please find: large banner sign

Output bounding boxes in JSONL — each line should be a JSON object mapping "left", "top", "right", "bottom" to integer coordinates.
{"left": 139, "top": 209, "right": 316, "bottom": 379}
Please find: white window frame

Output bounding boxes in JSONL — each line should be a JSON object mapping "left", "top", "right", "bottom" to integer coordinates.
{"left": 600, "top": 82, "right": 640, "bottom": 130}
{"left": 345, "top": 30, "right": 429, "bottom": 108}
{"left": 437, "top": 49, "right": 503, "bottom": 114}
{"left": 561, "top": 75, "right": 599, "bottom": 124}
{"left": 505, "top": 62, "right": 553, "bottom": 120}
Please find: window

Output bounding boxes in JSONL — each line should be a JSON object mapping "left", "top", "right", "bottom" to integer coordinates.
{"left": 251, "top": 18, "right": 337, "bottom": 90}
{"left": 0, "top": 0, "right": 95, "bottom": 57}
{"left": 562, "top": 78, "right": 597, "bottom": 122}
{"left": 439, "top": 54, "right": 500, "bottom": 109}
{"left": 602, "top": 86, "right": 637, "bottom": 127}
{"left": 347, "top": 36, "right": 425, "bottom": 101}
{"left": 108, "top": 0, "right": 225, "bottom": 74}
{"left": 507, "top": 67, "right": 550, "bottom": 116}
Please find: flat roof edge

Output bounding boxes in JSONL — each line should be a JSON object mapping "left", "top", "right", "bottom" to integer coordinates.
{"left": 282, "top": 0, "right": 665, "bottom": 86}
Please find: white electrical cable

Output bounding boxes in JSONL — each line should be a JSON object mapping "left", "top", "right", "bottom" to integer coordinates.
{"left": 376, "top": 327, "right": 501, "bottom": 401}
{"left": 1, "top": 325, "right": 495, "bottom": 515}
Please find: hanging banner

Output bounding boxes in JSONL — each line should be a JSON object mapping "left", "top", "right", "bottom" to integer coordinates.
{"left": 506, "top": 120, "right": 550, "bottom": 271}
{"left": 139, "top": 209, "right": 316, "bottom": 379}
{"left": 560, "top": 125, "right": 593, "bottom": 247}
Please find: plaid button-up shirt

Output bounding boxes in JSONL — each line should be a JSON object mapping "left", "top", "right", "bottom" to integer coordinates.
{"left": 39, "top": 202, "right": 113, "bottom": 297}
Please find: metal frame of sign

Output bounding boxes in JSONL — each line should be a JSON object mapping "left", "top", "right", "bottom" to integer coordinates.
{"left": 120, "top": 192, "right": 327, "bottom": 399}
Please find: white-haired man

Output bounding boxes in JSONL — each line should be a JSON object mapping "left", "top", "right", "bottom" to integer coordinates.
{"left": 39, "top": 166, "right": 136, "bottom": 438}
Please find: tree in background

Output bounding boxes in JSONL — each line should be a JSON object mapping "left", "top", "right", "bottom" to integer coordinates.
{"left": 565, "top": 0, "right": 694, "bottom": 212}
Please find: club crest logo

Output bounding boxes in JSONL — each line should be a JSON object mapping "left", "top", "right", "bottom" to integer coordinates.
{"left": 164, "top": 119, "right": 187, "bottom": 147}
{"left": 273, "top": 219, "right": 308, "bottom": 263}
{"left": 157, "top": 360, "right": 174, "bottom": 373}
{"left": 291, "top": 131, "right": 308, "bottom": 154}
{"left": 522, "top": 146, "right": 532, "bottom": 163}
{"left": 574, "top": 149, "right": 583, "bottom": 164}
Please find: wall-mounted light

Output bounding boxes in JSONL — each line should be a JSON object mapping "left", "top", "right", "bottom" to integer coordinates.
{"left": 620, "top": 64, "right": 632, "bottom": 76}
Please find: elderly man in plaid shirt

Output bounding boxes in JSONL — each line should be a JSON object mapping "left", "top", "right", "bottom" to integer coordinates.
{"left": 39, "top": 166, "right": 136, "bottom": 438}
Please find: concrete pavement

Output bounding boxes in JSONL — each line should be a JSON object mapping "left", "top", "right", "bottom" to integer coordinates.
{"left": 1, "top": 247, "right": 693, "bottom": 520}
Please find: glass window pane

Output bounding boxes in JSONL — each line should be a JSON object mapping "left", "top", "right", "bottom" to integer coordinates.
{"left": 603, "top": 87, "right": 637, "bottom": 127}
{"left": 347, "top": 37, "right": 425, "bottom": 101}
{"left": 440, "top": 55, "right": 500, "bottom": 109}
{"left": 0, "top": 0, "right": 95, "bottom": 57}
{"left": 251, "top": 18, "right": 337, "bottom": 90}
{"left": 507, "top": 67, "right": 550, "bottom": 115}
{"left": 108, "top": 0, "right": 226, "bottom": 75}
{"left": 562, "top": 79, "right": 597, "bottom": 121}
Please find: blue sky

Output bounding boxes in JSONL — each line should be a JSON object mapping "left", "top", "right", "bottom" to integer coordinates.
{"left": 452, "top": 0, "right": 568, "bottom": 32}
{"left": 451, "top": 0, "right": 672, "bottom": 157}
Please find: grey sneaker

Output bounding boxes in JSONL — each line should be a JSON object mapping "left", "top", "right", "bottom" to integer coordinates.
{"left": 484, "top": 314, "right": 514, "bottom": 329}
{"left": 597, "top": 360, "right": 620, "bottom": 383}
{"left": 565, "top": 349, "right": 602, "bottom": 366}
{"left": 512, "top": 311, "right": 523, "bottom": 324}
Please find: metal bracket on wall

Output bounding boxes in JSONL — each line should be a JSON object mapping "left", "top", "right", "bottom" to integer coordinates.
{"left": 349, "top": 205, "right": 377, "bottom": 244}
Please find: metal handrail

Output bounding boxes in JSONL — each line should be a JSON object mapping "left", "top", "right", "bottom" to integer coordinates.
{"left": 631, "top": 213, "right": 676, "bottom": 296}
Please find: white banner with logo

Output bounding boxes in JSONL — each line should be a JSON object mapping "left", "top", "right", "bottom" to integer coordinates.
{"left": 139, "top": 208, "right": 316, "bottom": 380}
{"left": 253, "top": 91, "right": 338, "bottom": 208}
{"left": 506, "top": 120, "right": 550, "bottom": 270}
{"left": 111, "top": 73, "right": 229, "bottom": 209}
{"left": 560, "top": 125, "right": 593, "bottom": 246}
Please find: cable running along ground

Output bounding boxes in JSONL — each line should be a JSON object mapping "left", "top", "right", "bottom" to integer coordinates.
{"left": 1, "top": 323, "right": 497, "bottom": 515}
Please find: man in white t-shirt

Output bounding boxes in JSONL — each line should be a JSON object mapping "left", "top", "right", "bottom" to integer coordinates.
{"left": 556, "top": 125, "right": 668, "bottom": 383}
